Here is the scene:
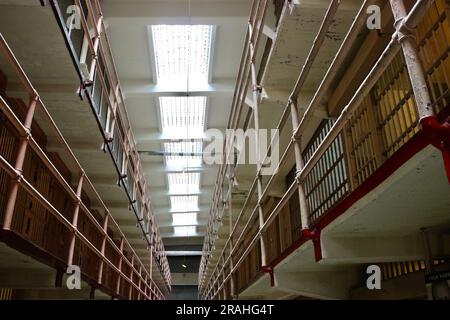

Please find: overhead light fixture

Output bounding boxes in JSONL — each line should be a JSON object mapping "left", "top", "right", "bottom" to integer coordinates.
{"left": 181, "top": 264, "right": 187, "bottom": 269}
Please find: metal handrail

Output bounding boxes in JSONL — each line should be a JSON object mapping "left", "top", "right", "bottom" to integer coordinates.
{"left": 0, "top": 33, "right": 165, "bottom": 300}
{"left": 62, "top": 0, "right": 171, "bottom": 287}
{"left": 200, "top": 0, "right": 435, "bottom": 299}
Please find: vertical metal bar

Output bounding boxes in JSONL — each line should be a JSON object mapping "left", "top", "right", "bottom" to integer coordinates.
{"left": 3, "top": 96, "right": 38, "bottom": 230}
{"left": 88, "top": 14, "right": 103, "bottom": 83}
{"left": 129, "top": 255, "right": 135, "bottom": 300}
{"left": 97, "top": 211, "right": 109, "bottom": 284}
{"left": 115, "top": 238, "right": 124, "bottom": 296}
{"left": 67, "top": 172, "right": 85, "bottom": 266}
{"left": 249, "top": 21, "right": 268, "bottom": 268}
{"left": 389, "top": 0, "right": 434, "bottom": 120}
{"left": 228, "top": 168, "right": 236, "bottom": 299}
{"left": 290, "top": 99, "right": 311, "bottom": 231}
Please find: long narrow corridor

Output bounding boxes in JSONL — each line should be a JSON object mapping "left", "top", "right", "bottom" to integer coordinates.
{"left": 0, "top": 0, "right": 449, "bottom": 302}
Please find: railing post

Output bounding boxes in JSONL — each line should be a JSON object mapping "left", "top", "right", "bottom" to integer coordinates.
{"left": 3, "top": 95, "right": 38, "bottom": 230}
{"left": 289, "top": 99, "right": 311, "bottom": 232}
{"left": 389, "top": 0, "right": 434, "bottom": 121}
{"left": 129, "top": 255, "right": 135, "bottom": 300}
{"left": 115, "top": 238, "right": 124, "bottom": 296}
{"left": 228, "top": 169, "right": 236, "bottom": 299}
{"left": 97, "top": 211, "right": 109, "bottom": 284}
{"left": 88, "top": 14, "right": 103, "bottom": 84}
{"left": 67, "top": 172, "right": 85, "bottom": 266}
{"left": 137, "top": 265, "right": 142, "bottom": 300}
{"left": 249, "top": 21, "right": 268, "bottom": 269}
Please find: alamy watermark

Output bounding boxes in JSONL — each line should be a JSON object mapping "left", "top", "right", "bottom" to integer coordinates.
{"left": 66, "top": 265, "right": 81, "bottom": 290}
{"left": 66, "top": 5, "right": 81, "bottom": 31}
{"left": 367, "top": 5, "right": 382, "bottom": 30}
{"left": 366, "top": 265, "right": 382, "bottom": 290}
{"left": 165, "top": 128, "right": 280, "bottom": 176}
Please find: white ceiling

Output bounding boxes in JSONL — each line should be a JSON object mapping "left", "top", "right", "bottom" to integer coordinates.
{"left": 102, "top": 0, "right": 252, "bottom": 246}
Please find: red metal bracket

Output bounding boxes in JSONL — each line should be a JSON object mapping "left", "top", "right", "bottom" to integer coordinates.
{"left": 261, "top": 265, "right": 275, "bottom": 287}
{"left": 301, "top": 228, "right": 322, "bottom": 262}
{"left": 421, "top": 116, "right": 450, "bottom": 184}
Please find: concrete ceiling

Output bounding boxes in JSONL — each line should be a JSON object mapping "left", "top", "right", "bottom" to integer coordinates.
{"left": 102, "top": 0, "right": 252, "bottom": 249}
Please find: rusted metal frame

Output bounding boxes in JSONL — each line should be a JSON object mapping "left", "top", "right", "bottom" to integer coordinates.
{"left": 115, "top": 238, "right": 125, "bottom": 296}
{"left": 0, "top": 157, "right": 151, "bottom": 298}
{"left": 290, "top": 100, "right": 311, "bottom": 232}
{"left": 1, "top": 94, "right": 37, "bottom": 230}
{"left": 202, "top": 0, "right": 384, "bottom": 297}
{"left": 0, "top": 156, "right": 75, "bottom": 233}
{"left": 201, "top": 0, "right": 269, "bottom": 289}
{"left": 205, "top": 173, "right": 297, "bottom": 297}
{"left": 200, "top": 0, "right": 269, "bottom": 292}
{"left": 390, "top": 0, "right": 435, "bottom": 120}
{"left": 91, "top": 0, "right": 138, "bottom": 146}
{"left": 0, "top": 40, "right": 161, "bottom": 299}
{"left": 204, "top": 197, "right": 260, "bottom": 298}
{"left": 297, "top": 10, "right": 432, "bottom": 185}
{"left": 291, "top": 0, "right": 341, "bottom": 98}
{"left": 67, "top": 172, "right": 84, "bottom": 265}
{"left": 85, "top": 0, "right": 121, "bottom": 114}
{"left": 249, "top": 24, "right": 269, "bottom": 268}
{"left": 128, "top": 255, "right": 135, "bottom": 300}
{"left": 73, "top": 0, "right": 102, "bottom": 83}
{"left": 214, "top": 179, "right": 298, "bottom": 296}
{"left": 74, "top": 1, "right": 118, "bottom": 137}
{"left": 203, "top": 0, "right": 264, "bottom": 247}
{"left": 200, "top": 176, "right": 257, "bottom": 292}
{"left": 283, "top": 0, "right": 342, "bottom": 233}
{"left": 227, "top": 0, "right": 259, "bottom": 130}
{"left": 74, "top": 1, "right": 170, "bottom": 286}
{"left": 294, "top": 0, "right": 379, "bottom": 140}
{"left": 200, "top": 177, "right": 257, "bottom": 291}
{"left": 137, "top": 265, "right": 142, "bottom": 300}
{"left": 97, "top": 212, "right": 109, "bottom": 284}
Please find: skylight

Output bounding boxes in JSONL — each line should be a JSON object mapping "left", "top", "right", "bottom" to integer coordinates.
{"left": 168, "top": 172, "right": 200, "bottom": 194}
{"left": 172, "top": 212, "right": 197, "bottom": 226}
{"left": 164, "top": 141, "right": 203, "bottom": 169}
{"left": 151, "top": 25, "right": 214, "bottom": 85}
{"left": 170, "top": 195, "right": 199, "bottom": 212}
{"left": 174, "top": 225, "right": 196, "bottom": 237}
{"left": 159, "top": 96, "right": 206, "bottom": 138}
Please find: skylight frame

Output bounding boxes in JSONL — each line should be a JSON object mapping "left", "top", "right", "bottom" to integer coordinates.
{"left": 167, "top": 172, "right": 200, "bottom": 194}
{"left": 150, "top": 25, "right": 215, "bottom": 85}
{"left": 163, "top": 141, "right": 203, "bottom": 169}
{"left": 159, "top": 96, "right": 207, "bottom": 139}
{"left": 172, "top": 212, "right": 197, "bottom": 226}
{"left": 173, "top": 225, "right": 197, "bottom": 237}
{"left": 170, "top": 195, "right": 199, "bottom": 212}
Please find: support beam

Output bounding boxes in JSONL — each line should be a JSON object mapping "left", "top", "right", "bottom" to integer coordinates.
{"left": 320, "top": 234, "right": 425, "bottom": 264}
{"left": 274, "top": 270, "right": 359, "bottom": 300}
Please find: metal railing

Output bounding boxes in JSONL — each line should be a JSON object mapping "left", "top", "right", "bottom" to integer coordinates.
{"left": 199, "top": 0, "right": 449, "bottom": 300}
{"left": 48, "top": 0, "right": 170, "bottom": 288}
{"left": 0, "top": 33, "right": 164, "bottom": 300}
